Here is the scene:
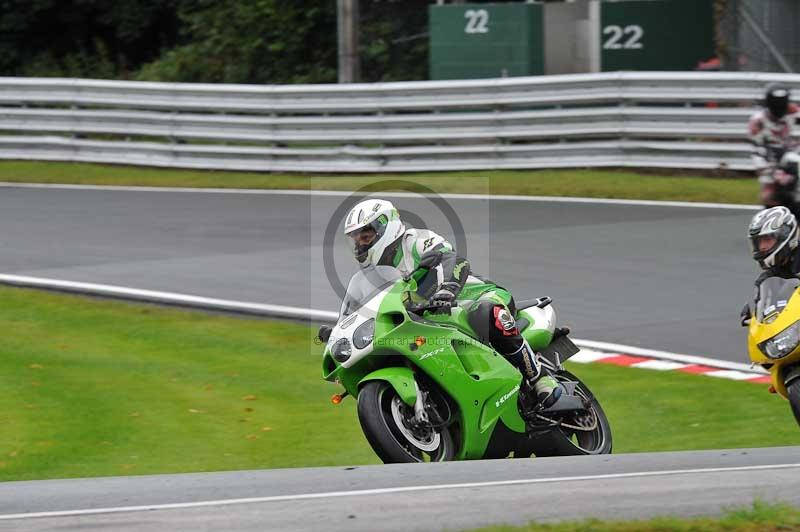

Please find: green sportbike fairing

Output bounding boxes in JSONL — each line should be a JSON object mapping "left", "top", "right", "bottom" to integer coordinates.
{"left": 320, "top": 265, "right": 612, "bottom": 462}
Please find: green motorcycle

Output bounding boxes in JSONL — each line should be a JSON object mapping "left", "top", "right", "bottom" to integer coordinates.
{"left": 319, "top": 265, "right": 612, "bottom": 462}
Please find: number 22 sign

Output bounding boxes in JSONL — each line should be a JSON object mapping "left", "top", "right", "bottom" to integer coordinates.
{"left": 464, "top": 9, "right": 489, "bottom": 34}
{"left": 602, "top": 24, "right": 644, "bottom": 50}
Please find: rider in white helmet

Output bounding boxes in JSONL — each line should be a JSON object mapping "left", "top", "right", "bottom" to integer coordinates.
{"left": 742, "top": 206, "right": 800, "bottom": 325}
{"left": 344, "top": 198, "right": 561, "bottom": 410}
{"left": 749, "top": 206, "right": 800, "bottom": 277}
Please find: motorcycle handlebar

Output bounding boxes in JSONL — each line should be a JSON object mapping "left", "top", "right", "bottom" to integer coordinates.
{"left": 406, "top": 299, "right": 456, "bottom": 315}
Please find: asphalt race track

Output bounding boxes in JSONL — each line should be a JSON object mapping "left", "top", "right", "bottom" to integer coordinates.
{"left": 1, "top": 447, "right": 798, "bottom": 531}
{"left": 0, "top": 184, "right": 759, "bottom": 362}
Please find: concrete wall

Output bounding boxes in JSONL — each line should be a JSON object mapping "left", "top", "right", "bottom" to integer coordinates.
{"left": 543, "top": 0, "right": 599, "bottom": 74}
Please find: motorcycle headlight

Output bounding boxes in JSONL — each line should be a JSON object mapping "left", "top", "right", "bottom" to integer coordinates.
{"left": 760, "top": 320, "right": 800, "bottom": 360}
{"left": 332, "top": 338, "right": 352, "bottom": 363}
{"left": 353, "top": 319, "right": 375, "bottom": 350}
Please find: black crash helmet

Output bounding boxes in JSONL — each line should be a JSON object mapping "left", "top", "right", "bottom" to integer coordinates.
{"left": 765, "top": 84, "right": 792, "bottom": 119}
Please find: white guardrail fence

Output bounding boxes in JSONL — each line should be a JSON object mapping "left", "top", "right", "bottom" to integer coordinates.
{"left": 1, "top": 72, "right": 799, "bottom": 173}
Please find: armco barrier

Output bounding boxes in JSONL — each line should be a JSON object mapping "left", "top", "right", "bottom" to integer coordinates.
{"left": 0, "top": 71, "right": 796, "bottom": 172}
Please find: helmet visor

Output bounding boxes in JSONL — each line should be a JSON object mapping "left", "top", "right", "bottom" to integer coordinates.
{"left": 751, "top": 234, "right": 778, "bottom": 260}
{"left": 345, "top": 215, "right": 388, "bottom": 263}
{"left": 768, "top": 90, "right": 790, "bottom": 118}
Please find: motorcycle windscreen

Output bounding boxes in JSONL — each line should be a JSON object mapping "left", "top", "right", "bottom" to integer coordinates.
{"left": 756, "top": 276, "right": 800, "bottom": 322}
{"left": 339, "top": 265, "right": 402, "bottom": 317}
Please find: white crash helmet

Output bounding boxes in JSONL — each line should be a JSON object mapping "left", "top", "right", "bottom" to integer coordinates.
{"left": 344, "top": 198, "right": 406, "bottom": 267}
{"left": 749, "top": 206, "right": 799, "bottom": 269}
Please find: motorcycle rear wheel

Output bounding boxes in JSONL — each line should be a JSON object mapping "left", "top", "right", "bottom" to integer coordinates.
{"left": 786, "top": 379, "right": 800, "bottom": 427}
{"left": 357, "top": 381, "right": 455, "bottom": 464}
{"left": 529, "top": 371, "right": 612, "bottom": 457}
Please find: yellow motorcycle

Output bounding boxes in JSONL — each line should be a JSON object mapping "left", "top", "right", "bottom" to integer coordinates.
{"left": 746, "top": 275, "right": 800, "bottom": 426}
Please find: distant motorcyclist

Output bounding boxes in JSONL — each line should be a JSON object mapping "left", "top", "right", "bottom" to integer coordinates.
{"left": 343, "top": 198, "right": 562, "bottom": 409}
{"left": 748, "top": 84, "right": 800, "bottom": 216}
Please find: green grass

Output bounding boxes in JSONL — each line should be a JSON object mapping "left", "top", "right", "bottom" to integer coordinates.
{"left": 1, "top": 286, "right": 797, "bottom": 482}
{"left": 465, "top": 500, "right": 800, "bottom": 532}
{"left": 0, "top": 161, "right": 759, "bottom": 204}
{"left": 0, "top": 286, "right": 378, "bottom": 480}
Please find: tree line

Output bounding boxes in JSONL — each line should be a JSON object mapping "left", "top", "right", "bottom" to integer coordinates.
{"left": 0, "top": 0, "right": 431, "bottom": 83}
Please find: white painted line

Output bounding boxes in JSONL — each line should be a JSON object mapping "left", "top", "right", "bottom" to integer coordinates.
{"left": 632, "top": 360, "right": 690, "bottom": 371}
{"left": 704, "top": 369, "right": 764, "bottom": 381}
{"left": 572, "top": 339, "right": 766, "bottom": 375}
{"left": 568, "top": 350, "right": 618, "bottom": 363}
{"left": 0, "top": 182, "right": 760, "bottom": 210}
{"left": 0, "top": 274, "right": 763, "bottom": 374}
{"left": 2, "top": 463, "right": 798, "bottom": 521}
{"left": 0, "top": 274, "right": 339, "bottom": 322}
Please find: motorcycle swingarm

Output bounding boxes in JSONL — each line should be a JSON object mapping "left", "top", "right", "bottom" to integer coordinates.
{"left": 538, "top": 381, "right": 589, "bottom": 414}
{"left": 539, "top": 394, "right": 586, "bottom": 414}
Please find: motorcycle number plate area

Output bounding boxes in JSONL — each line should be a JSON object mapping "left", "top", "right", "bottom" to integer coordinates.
{"left": 540, "top": 336, "right": 580, "bottom": 366}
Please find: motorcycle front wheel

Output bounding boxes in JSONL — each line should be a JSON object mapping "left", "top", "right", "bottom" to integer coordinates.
{"left": 530, "top": 371, "right": 613, "bottom": 457}
{"left": 357, "top": 381, "right": 455, "bottom": 463}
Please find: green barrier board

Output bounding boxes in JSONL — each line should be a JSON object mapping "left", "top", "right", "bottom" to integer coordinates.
{"left": 429, "top": 3, "right": 544, "bottom": 80}
{"left": 600, "top": 0, "right": 714, "bottom": 71}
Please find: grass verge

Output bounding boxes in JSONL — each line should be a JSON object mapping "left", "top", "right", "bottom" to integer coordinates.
{"left": 1, "top": 286, "right": 796, "bottom": 482}
{"left": 0, "top": 161, "right": 758, "bottom": 204}
{"left": 465, "top": 500, "right": 800, "bottom": 531}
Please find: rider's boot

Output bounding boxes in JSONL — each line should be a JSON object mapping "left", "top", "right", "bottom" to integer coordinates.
{"left": 508, "top": 339, "right": 562, "bottom": 411}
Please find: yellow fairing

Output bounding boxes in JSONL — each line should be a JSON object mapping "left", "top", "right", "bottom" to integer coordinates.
{"left": 748, "top": 287, "right": 800, "bottom": 398}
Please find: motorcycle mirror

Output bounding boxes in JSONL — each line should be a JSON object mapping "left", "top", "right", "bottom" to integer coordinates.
{"left": 318, "top": 325, "right": 332, "bottom": 343}
{"left": 740, "top": 304, "right": 751, "bottom": 327}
